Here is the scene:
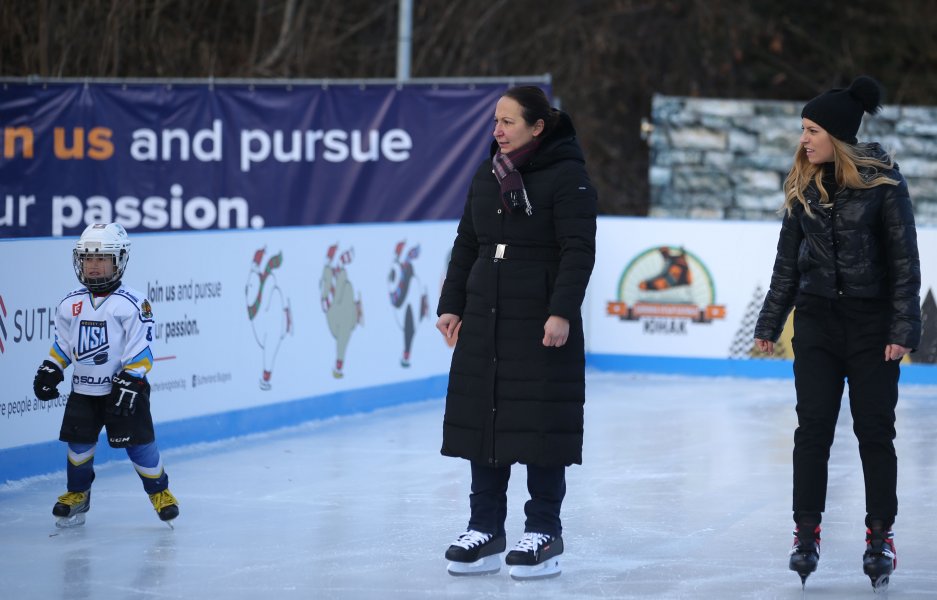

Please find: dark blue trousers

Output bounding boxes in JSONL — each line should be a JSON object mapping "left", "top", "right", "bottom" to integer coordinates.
{"left": 468, "top": 461, "right": 566, "bottom": 538}
{"left": 791, "top": 294, "right": 900, "bottom": 526}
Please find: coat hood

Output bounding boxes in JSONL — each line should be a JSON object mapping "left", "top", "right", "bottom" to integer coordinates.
{"left": 488, "top": 110, "right": 585, "bottom": 170}
{"left": 855, "top": 142, "right": 901, "bottom": 178}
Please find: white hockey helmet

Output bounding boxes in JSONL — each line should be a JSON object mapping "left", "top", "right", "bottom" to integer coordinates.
{"left": 73, "top": 223, "right": 131, "bottom": 293}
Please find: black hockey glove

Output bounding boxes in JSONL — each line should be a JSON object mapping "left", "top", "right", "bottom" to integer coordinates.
{"left": 106, "top": 371, "right": 150, "bottom": 417}
{"left": 33, "top": 360, "right": 64, "bottom": 401}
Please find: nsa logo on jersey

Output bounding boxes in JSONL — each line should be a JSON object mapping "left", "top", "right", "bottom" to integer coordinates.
{"left": 76, "top": 319, "right": 110, "bottom": 364}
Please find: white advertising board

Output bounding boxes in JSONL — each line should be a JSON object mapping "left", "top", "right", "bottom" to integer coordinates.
{"left": 0, "top": 222, "right": 458, "bottom": 452}
{"left": 586, "top": 217, "right": 937, "bottom": 365}
{"left": 3, "top": 217, "right": 936, "bottom": 481}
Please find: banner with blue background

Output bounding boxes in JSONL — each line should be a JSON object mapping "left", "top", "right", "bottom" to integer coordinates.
{"left": 0, "top": 79, "right": 549, "bottom": 238}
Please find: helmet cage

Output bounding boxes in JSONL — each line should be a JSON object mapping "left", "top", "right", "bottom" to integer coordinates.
{"left": 72, "top": 224, "right": 131, "bottom": 293}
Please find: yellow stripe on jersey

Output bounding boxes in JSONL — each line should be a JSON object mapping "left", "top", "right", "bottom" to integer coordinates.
{"left": 49, "top": 345, "right": 69, "bottom": 370}
{"left": 124, "top": 348, "right": 154, "bottom": 375}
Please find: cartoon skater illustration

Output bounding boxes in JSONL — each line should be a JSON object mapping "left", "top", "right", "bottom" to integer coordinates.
{"left": 388, "top": 241, "right": 429, "bottom": 367}
{"left": 637, "top": 246, "right": 694, "bottom": 303}
{"left": 246, "top": 247, "right": 292, "bottom": 390}
{"left": 320, "top": 244, "right": 362, "bottom": 378}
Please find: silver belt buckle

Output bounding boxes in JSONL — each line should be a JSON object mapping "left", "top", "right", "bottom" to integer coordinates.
{"left": 494, "top": 244, "right": 506, "bottom": 260}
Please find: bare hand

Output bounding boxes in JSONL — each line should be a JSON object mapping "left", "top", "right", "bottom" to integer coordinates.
{"left": 755, "top": 338, "right": 774, "bottom": 354}
{"left": 884, "top": 343, "right": 910, "bottom": 362}
{"left": 543, "top": 315, "right": 570, "bottom": 347}
{"left": 436, "top": 313, "right": 462, "bottom": 347}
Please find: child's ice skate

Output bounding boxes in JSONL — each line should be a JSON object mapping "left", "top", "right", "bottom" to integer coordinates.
{"left": 52, "top": 490, "right": 90, "bottom": 528}
{"left": 149, "top": 489, "right": 179, "bottom": 528}
{"left": 505, "top": 532, "right": 563, "bottom": 580}
{"left": 445, "top": 530, "right": 505, "bottom": 576}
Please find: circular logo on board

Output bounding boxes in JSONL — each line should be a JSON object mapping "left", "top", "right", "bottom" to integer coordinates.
{"left": 607, "top": 246, "right": 725, "bottom": 324}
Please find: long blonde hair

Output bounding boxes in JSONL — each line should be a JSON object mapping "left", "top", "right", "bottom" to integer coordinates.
{"left": 782, "top": 138, "right": 899, "bottom": 215}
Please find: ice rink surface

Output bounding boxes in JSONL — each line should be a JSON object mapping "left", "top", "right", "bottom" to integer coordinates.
{"left": 2, "top": 371, "right": 937, "bottom": 599}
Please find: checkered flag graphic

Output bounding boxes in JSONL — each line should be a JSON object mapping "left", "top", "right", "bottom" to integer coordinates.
{"left": 729, "top": 285, "right": 789, "bottom": 359}
{"left": 728, "top": 285, "right": 766, "bottom": 358}
{"left": 911, "top": 288, "right": 937, "bottom": 365}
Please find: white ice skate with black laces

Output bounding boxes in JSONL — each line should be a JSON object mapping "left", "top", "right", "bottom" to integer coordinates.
{"left": 52, "top": 490, "right": 90, "bottom": 528}
{"left": 445, "top": 530, "right": 506, "bottom": 576}
{"left": 505, "top": 532, "right": 563, "bottom": 580}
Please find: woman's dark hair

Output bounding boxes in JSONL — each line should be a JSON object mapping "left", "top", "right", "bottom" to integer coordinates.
{"left": 503, "top": 85, "right": 559, "bottom": 137}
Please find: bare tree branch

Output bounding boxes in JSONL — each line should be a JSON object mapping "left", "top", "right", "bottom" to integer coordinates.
{"left": 4, "top": 0, "right": 937, "bottom": 214}
{"left": 247, "top": 0, "right": 265, "bottom": 72}
{"left": 256, "top": 0, "right": 298, "bottom": 73}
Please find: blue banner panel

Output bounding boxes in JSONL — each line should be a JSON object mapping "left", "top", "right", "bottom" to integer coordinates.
{"left": 0, "top": 80, "right": 548, "bottom": 238}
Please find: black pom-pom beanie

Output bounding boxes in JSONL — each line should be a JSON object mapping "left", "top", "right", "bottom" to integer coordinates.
{"left": 801, "top": 76, "right": 883, "bottom": 144}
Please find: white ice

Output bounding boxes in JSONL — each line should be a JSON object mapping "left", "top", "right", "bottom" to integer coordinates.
{"left": 2, "top": 371, "right": 937, "bottom": 599}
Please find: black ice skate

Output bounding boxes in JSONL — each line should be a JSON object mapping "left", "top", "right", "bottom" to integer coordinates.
{"left": 445, "top": 530, "right": 505, "bottom": 576}
{"left": 52, "top": 490, "right": 91, "bottom": 528}
{"left": 505, "top": 532, "right": 563, "bottom": 580}
{"left": 862, "top": 524, "right": 896, "bottom": 594}
{"left": 789, "top": 524, "right": 820, "bottom": 588}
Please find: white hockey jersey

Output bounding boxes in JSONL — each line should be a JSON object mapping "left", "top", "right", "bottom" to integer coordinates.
{"left": 47, "top": 284, "right": 155, "bottom": 396}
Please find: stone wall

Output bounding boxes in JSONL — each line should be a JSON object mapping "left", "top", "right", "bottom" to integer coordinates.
{"left": 647, "top": 95, "right": 937, "bottom": 225}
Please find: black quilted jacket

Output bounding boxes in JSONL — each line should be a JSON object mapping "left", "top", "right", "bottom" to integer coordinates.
{"left": 437, "top": 111, "right": 597, "bottom": 467}
{"left": 754, "top": 144, "right": 921, "bottom": 349}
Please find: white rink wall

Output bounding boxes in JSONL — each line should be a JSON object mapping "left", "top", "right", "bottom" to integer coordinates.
{"left": 0, "top": 221, "right": 458, "bottom": 480}
{"left": 588, "top": 217, "right": 937, "bottom": 380}
{"left": 3, "top": 217, "right": 937, "bottom": 482}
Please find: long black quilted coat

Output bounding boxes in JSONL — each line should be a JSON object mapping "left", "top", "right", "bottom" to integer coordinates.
{"left": 438, "top": 111, "right": 597, "bottom": 467}
{"left": 754, "top": 143, "right": 921, "bottom": 349}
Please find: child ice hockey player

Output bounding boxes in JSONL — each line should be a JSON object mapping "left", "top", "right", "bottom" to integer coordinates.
{"left": 32, "top": 223, "right": 179, "bottom": 528}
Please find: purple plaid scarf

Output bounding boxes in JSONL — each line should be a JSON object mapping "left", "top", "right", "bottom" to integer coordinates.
{"left": 492, "top": 139, "right": 540, "bottom": 216}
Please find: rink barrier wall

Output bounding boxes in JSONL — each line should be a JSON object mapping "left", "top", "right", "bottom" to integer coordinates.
{"left": 587, "top": 354, "right": 937, "bottom": 384}
{"left": 4, "top": 217, "right": 937, "bottom": 485}
{"left": 0, "top": 375, "right": 447, "bottom": 484}
{"left": 0, "top": 222, "right": 460, "bottom": 485}
{"left": 9, "top": 356, "right": 934, "bottom": 484}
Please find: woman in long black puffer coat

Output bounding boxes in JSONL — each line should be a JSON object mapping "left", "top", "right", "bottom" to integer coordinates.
{"left": 754, "top": 76, "right": 920, "bottom": 592}
{"left": 436, "top": 86, "right": 596, "bottom": 580}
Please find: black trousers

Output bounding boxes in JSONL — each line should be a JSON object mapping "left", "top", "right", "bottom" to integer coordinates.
{"left": 791, "top": 294, "right": 900, "bottom": 526}
{"left": 468, "top": 461, "right": 566, "bottom": 538}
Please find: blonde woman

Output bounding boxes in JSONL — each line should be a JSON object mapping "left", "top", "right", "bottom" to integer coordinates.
{"left": 754, "top": 76, "right": 920, "bottom": 592}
